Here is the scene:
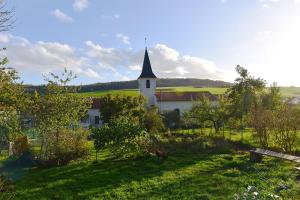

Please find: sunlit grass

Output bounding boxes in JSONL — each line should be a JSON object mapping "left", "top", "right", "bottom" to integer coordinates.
{"left": 12, "top": 151, "right": 300, "bottom": 199}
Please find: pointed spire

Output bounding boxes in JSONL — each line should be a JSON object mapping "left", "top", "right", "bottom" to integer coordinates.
{"left": 138, "top": 48, "right": 157, "bottom": 79}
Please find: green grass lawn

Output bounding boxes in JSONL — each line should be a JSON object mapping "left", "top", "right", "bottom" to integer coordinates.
{"left": 1, "top": 130, "right": 300, "bottom": 199}
{"left": 76, "top": 86, "right": 300, "bottom": 98}
{"left": 11, "top": 151, "right": 300, "bottom": 200}
{"left": 2, "top": 131, "right": 298, "bottom": 200}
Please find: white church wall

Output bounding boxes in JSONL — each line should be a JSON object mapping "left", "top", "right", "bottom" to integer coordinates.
{"left": 158, "top": 100, "right": 218, "bottom": 114}
{"left": 158, "top": 101, "right": 193, "bottom": 114}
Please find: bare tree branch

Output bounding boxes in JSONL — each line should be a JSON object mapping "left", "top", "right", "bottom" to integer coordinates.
{"left": 0, "top": 0, "right": 15, "bottom": 32}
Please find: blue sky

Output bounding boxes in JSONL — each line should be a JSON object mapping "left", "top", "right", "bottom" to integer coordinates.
{"left": 1, "top": 0, "right": 300, "bottom": 86}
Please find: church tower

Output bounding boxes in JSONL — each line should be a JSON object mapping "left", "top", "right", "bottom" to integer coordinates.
{"left": 138, "top": 48, "right": 157, "bottom": 106}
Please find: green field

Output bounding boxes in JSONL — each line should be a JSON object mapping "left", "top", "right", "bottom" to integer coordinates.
{"left": 77, "top": 86, "right": 300, "bottom": 98}
{"left": 1, "top": 130, "right": 300, "bottom": 199}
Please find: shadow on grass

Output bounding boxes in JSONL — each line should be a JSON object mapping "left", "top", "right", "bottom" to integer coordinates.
{"left": 13, "top": 151, "right": 241, "bottom": 199}
{"left": 12, "top": 136, "right": 300, "bottom": 200}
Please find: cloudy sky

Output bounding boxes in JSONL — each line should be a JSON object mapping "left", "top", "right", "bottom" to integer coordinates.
{"left": 1, "top": 0, "right": 300, "bottom": 86}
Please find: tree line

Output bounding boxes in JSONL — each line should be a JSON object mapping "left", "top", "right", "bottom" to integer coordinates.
{"left": 24, "top": 78, "right": 232, "bottom": 94}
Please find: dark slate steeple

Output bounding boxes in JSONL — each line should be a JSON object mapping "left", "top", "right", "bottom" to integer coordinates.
{"left": 138, "top": 48, "right": 157, "bottom": 79}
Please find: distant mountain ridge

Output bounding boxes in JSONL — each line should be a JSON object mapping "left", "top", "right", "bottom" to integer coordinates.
{"left": 24, "top": 78, "right": 232, "bottom": 93}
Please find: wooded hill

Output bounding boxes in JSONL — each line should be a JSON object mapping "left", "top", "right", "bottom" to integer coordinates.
{"left": 24, "top": 78, "right": 232, "bottom": 93}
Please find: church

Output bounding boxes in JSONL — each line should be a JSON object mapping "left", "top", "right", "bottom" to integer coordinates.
{"left": 138, "top": 48, "right": 217, "bottom": 114}
{"left": 83, "top": 48, "right": 217, "bottom": 127}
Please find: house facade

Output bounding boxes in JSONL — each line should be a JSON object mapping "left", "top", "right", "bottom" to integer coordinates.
{"left": 81, "top": 98, "right": 102, "bottom": 128}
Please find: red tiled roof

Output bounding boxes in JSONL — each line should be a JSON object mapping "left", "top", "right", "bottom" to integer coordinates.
{"left": 155, "top": 91, "right": 217, "bottom": 102}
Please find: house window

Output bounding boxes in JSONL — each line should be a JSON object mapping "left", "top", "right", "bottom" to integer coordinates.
{"left": 146, "top": 80, "right": 150, "bottom": 88}
{"left": 95, "top": 116, "right": 100, "bottom": 125}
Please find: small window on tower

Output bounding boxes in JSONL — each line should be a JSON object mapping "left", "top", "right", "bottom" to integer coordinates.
{"left": 146, "top": 80, "right": 150, "bottom": 88}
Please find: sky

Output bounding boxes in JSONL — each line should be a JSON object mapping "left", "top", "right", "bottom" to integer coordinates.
{"left": 0, "top": 0, "right": 300, "bottom": 86}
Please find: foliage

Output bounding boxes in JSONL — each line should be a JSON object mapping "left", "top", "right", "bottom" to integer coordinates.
{"left": 41, "top": 128, "right": 90, "bottom": 166}
{"left": 143, "top": 106, "right": 165, "bottom": 134}
{"left": 94, "top": 116, "right": 147, "bottom": 157}
{"left": 226, "top": 65, "right": 266, "bottom": 129}
{"left": 98, "top": 94, "right": 146, "bottom": 124}
{"left": 261, "top": 83, "right": 282, "bottom": 111}
{"left": 162, "top": 109, "right": 181, "bottom": 130}
{"left": 250, "top": 106, "right": 273, "bottom": 148}
{"left": 189, "top": 96, "right": 228, "bottom": 134}
{"left": 31, "top": 69, "right": 91, "bottom": 163}
{"left": 272, "top": 103, "right": 300, "bottom": 152}
{"left": 182, "top": 110, "right": 199, "bottom": 130}
{"left": 250, "top": 84, "right": 282, "bottom": 148}
{"left": 0, "top": 57, "right": 27, "bottom": 142}
{"left": 0, "top": 173, "right": 14, "bottom": 200}
{"left": 12, "top": 135, "right": 29, "bottom": 157}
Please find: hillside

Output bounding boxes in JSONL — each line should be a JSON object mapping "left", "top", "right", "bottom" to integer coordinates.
{"left": 24, "top": 78, "right": 231, "bottom": 93}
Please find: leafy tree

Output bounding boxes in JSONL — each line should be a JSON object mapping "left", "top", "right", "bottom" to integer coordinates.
{"left": 190, "top": 96, "right": 228, "bottom": 134}
{"left": 143, "top": 106, "right": 165, "bottom": 134}
{"left": 0, "top": 56, "right": 28, "bottom": 143}
{"left": 162, "top": 109, "right": 181, "bottom": 130}
{"left": 93, "top": 125, "right": 111, "bottom": 161}
{"left": 226, "top": 65, "right": 266, "bottom": 139}
{"left": 250, "top": 106, "right": 273, "bottom": 148}
{"left": 32, "top": 69, "right": 91, "bottom": 163}
{"left": 99, "top": 94, "right": 146, "bottom": 124}
{"left": 94, "top": 116, "right": 146, "bottom": 158}
{"left": 272, "top": 103, "right": 300, "bottom": 152}
{"left": 182, "top": 110, "right": 199, "bottom": 133}
{"left": 261, "top": 83, "right": 282, "bottom": 110}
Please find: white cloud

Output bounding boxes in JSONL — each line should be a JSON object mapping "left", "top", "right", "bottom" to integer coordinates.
{"left": 85, "top": 40, "right": 125, "bottom": 70}
{"left": 0, "top": 34, "right": 99, "bottom": 80}
{"left": 0, "top": 34, "right": 11, "bottom": 43}
{"left": 85, "top": 41, "right": 222, "bottom": 80}
{"left": 82, "top": 68, "right": 100, "bottom": 78}
{"left": 51, "top": 9, "right": 73, "bottom": 23}
{"left": 0, "top": 34, "right": 224, "bottom": 83}
{"left": 115, "top": 33, "right": 130, "bottom": 45}
{"left": 73, "top": 0, "right": 89, "bottom": 12}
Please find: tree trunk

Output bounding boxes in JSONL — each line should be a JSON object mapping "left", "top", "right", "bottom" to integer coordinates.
{"left": 213, "top": 121, "right": 219, "bottom": 134}
{"left": 222, "top": 124, "right": 225, "bottom": 139}
{"left": 8, "top": 141, "right": 13, "bottom": 156}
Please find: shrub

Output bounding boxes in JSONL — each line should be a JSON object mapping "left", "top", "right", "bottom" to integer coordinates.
{"left": 0, "top": 173, "right": 14, "bottom": 199}
{"left": 12, "top": 135, "right": 29, "bottom": 157}
{"left": 41, "top": 128, "right": 89, "bottom": 166}
{"left": 272, "top": 104, "right": 300, "bottom": 152}
{"left": 162, "top": 110, "right": 181, "bottom": 130}
{"left": 143, "top": 107, "right": 165, "bottom": 134}
{"left": 94, "top": 116, "right": 149, "bottom": 158}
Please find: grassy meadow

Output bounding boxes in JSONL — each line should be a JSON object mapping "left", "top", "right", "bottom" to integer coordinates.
{"left": 1, "top": 130, "right": 300, "bottom": 199}
{"left": 76, "top": 86, "right": 300, "bottom": 98}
